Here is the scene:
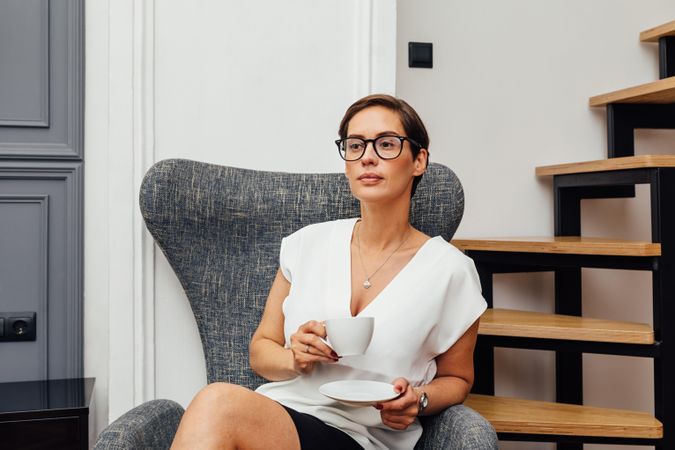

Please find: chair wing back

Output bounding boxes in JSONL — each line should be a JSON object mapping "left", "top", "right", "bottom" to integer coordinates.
{"left": 139, "top": 159, "right": 464, "bottom": 389}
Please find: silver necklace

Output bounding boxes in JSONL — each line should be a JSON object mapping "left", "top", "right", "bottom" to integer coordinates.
{"left": 356, "top": 221, "right": 412, "bottom": 289}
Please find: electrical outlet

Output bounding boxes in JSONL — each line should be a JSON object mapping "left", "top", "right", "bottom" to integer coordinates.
{"left": 0, "top": 312, "right": 36, "bottom": 342}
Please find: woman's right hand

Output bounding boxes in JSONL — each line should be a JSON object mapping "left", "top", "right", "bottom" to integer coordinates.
{"left": 289, "top": 320, "right": 339, "bottom": 374}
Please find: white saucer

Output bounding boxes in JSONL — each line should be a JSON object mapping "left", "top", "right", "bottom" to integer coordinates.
{"left": 319, "top": 380, "right": 401, "bottom": 407}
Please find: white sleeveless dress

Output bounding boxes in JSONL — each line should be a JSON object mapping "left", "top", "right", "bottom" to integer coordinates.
{"left": 255, "top": 218, "right": 487, "bottom": 450}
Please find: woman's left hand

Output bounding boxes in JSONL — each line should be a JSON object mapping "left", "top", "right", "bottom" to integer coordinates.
{"left": 374, "top": 378, "right": 420, "bottom": 430}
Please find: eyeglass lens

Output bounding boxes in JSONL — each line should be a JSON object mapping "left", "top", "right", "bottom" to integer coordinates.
{"left": 340, "top": 136, "right": 402, "bottom": 160}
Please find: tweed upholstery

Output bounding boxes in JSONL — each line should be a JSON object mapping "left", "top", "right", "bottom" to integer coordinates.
{"left": 93, "top": 400, "right": 184, "bottom": 450}
{"left": 139, "top": 158, "right": 465, "bottom": 389}
{"left": 418, "top": 405, "right": 499, "bottom": 449}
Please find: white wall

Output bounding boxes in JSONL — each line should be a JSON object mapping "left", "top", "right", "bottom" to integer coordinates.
{"left": 396, "top": 1, "right": 675, "bottom": 449}
{"left": 84, "top": 0, "right": 396, "bottom": 437}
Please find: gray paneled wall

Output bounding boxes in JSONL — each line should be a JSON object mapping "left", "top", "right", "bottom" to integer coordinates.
{"left": 0, "top": 0, "right": 49, "bottom": 127}
{"left": 0, "top": 0, "right": 83, "bottom": 159}
{"left": 0, "top": 0, "right": 84, "bottom": 383}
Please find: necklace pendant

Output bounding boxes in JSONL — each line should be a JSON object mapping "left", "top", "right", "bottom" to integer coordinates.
{"left": 363, "top": 279, "right": 372, "bottom": 289}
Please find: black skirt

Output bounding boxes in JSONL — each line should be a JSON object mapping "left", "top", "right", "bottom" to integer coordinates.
{"left": 281, "top": 405, "right": 364, "bottom": 450}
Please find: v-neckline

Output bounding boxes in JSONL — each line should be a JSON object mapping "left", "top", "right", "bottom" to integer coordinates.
{"left": 345, "top": 218, "right": 437, "bottom": 317}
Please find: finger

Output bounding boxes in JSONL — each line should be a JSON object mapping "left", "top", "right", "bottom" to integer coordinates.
{"left": 382, "top": 411, "right": 415, "bottom": 425}
{"left": 375, "top": 381, "right": 409, "bottom": 412}
{"left": 291, "top": 332, "right": 325, "bottom": 354}
{"left": 307, "top": 335, "right": 338, "bottom": 359}
{"left": 380, "top": 402, "right": 417, "bottom": 417}
{"left": 296, "top": 335, "right": 337, "bottom": 360}
{"left": 391, "top": 378, "right": 410, "bottom": 395}
{"left": 378, "top": 405, "right": 413, "bottom": 429}
{"left": 292, "top": 342, "right": 337, "bottom": 363}
{"left": 299, "top": 320, "right": 327, "bottom": 338}
{"left": 294, "top": 351, "right": 336, "bottom": 366}
{"left": 379, "top": 391, "right": 413, "bottom": 409}
{"left": 289, "top": 332, "right": 304, "bottom": 348}
{"left": 379, "top": 386, "right": 416, "bottom": 412}
{"left": 305, "top": 354, "right": 337, "bottom": 363}
{"left": 295, "top": 322, "right": 334, "bottom": 358}
{"left": 381, "top": 405, "right": 418, "bottom": 419}
{"left": 381, "top": 415, "right": 414, "bottom": 430}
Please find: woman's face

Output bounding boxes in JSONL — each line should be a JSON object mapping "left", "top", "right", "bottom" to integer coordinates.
{"left": 344, "top": 106, "right": 427, "bottom": 204}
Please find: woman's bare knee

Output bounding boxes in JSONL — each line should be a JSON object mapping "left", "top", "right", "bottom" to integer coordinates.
{"left": 189, "top": 382, "right": 249, "bottom": 416}
{"left": 172, "top": 383, "right": 249, "bottom": 449}
{"left": 173, "top": 383, "right": 300, "bottom": 450}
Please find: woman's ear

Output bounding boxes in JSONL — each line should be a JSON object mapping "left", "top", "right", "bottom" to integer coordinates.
{"left": 413, "top": 149, "right": 428, "bottom": 176}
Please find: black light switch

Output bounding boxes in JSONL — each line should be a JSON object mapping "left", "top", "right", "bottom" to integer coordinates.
{"left": 408, "top": 42, "right": 433, "bottom": 68}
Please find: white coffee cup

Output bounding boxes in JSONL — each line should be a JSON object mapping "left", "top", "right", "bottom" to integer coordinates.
{"left": 325, "top": 317, "right": 374, "bottom": 356}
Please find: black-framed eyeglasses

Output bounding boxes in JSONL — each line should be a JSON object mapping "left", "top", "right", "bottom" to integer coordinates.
{"left": 335, "top": 135, "right": 421, "bottom": 161}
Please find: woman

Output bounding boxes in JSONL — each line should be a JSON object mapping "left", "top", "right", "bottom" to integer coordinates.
{"left": 170, "top": 95, "right": 494, "bottom": 450}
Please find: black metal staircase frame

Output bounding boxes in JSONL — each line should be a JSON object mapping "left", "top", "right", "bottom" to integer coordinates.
{"left": 607, "top": 104, "right": 675, "bottom": 158}
{"left": 471, "top": 166, "right": 675, "bottom": 449}
{"left": 659, "top": 37, "right": 675, "bottom": 79}
{"left": 604, "top": 37, "right": 675, "bottom": 160}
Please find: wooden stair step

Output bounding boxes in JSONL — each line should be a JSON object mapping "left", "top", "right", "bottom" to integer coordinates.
{"left": 479, "top": 308, "right": 654, "bottom": 344}
{"left": 589, "top": 76, "right": 675, "bottom": 106}
{"left": 536, "top": 155, "right": 675, "bottom": 176}
{"left": 452, "top": 236, "right": 661, "bottom": 257}
{"left": 465, "top": 394, "right": 663, "bottom": 439}
{"left": 640, "top": 20, "right": 675, "bottom": 42}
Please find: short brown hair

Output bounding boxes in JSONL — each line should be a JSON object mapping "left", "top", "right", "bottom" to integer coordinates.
{"left": 338, "top": 94, "right": 429, "bottom": 197}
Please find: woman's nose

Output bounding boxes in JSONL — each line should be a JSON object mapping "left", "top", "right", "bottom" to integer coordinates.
{"left": 361, "top": 141, "right": 379, "bottom": 164}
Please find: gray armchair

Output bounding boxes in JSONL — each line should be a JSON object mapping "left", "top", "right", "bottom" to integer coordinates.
{"left": 94, "top": 159, "right": 497, "bottom": 449}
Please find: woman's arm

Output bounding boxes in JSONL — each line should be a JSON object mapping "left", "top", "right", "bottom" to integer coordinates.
{"left": 249, "top": 269, "right": 338, "bottom": 381}
{"left": 377, "top": 319, "right": 479, "bottom": 429}
{"left": 415, "top": 318, "right": 478, "bottom": 414}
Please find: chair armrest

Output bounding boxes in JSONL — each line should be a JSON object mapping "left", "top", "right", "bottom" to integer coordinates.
{"left": 94, "top": 399, "right": 185, "bottom": 450}
{"left": 415, "top": 404, "right": 498, "bottom": 450}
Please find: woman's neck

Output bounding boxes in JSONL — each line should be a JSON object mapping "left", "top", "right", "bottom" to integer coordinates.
{"left": 357, "top": 200, "right": 412, "bottom": 252}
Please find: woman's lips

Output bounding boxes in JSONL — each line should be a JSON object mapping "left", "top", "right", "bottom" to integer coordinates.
{"left": 358, "top": 173, "right": 383, "bottom": 181}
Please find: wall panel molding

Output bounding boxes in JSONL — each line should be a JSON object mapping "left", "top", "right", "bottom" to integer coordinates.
{"left": 0, "top": 0, "right": 50, "bottom": 127}
{"left": 353, "top": 0, "right": 396, "bottom": 98}
{"left": 0, "top": 195, "right": 49, "bottom": 379}
{"left": 132, "top": 0, "right": 157, "bottom": 409}
{"left": 354, "top": 0, "right": 373, "bottom": 98}
{"left": 0, "top": 161, "right": 82, "bottom": 380}
{"left": 107, "top": 0, "right": 156, "bottom": 421}
{"left": 0, "top": 0, "right": 84, "bottom": 159}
